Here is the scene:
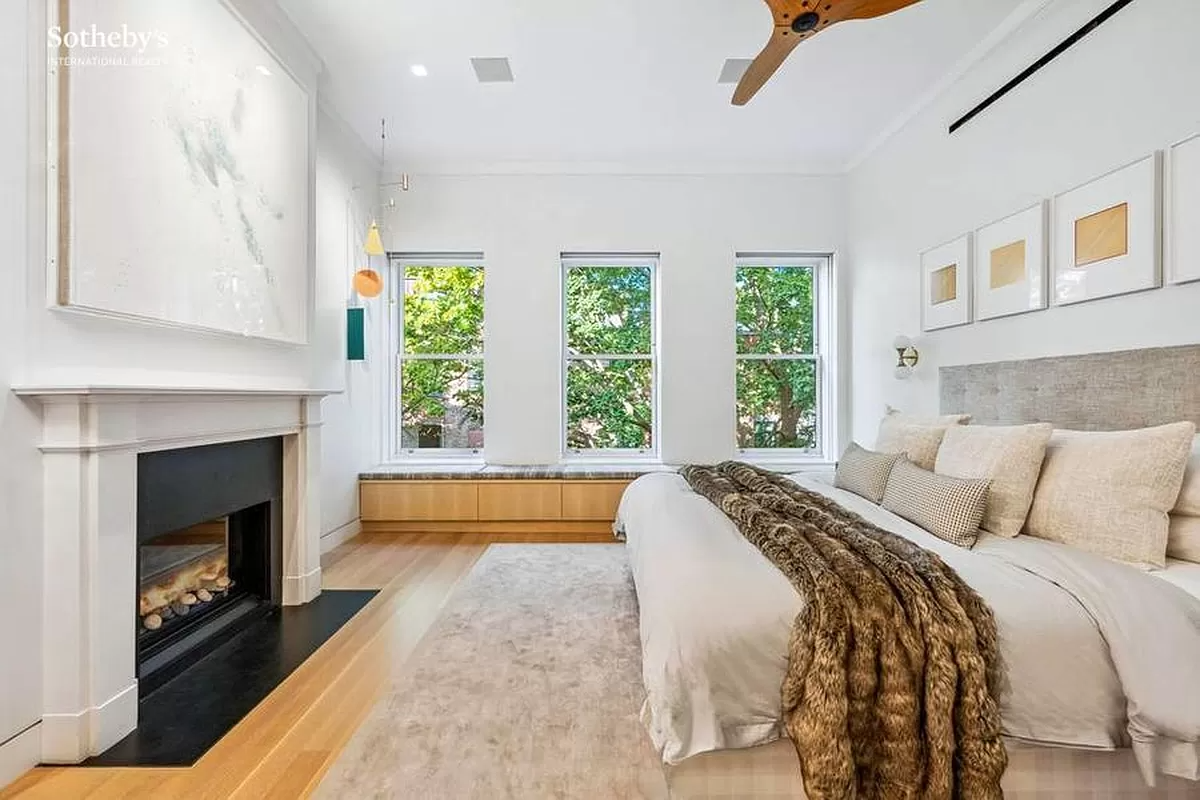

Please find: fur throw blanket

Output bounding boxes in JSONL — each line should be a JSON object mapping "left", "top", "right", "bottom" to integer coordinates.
{"left": 680, "top": 462, "right": 1007, "bottom": 800}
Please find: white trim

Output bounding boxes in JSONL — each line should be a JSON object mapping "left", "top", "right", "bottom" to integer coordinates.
{"left": 0, "top": 724, "right": 41, "bottom": 790}
{"left": 283, "top": 565, "right": 322, "bottom": 606}
{"left": 844, "top": 0, "right": 1057, "bottom": 173}
{"left": 40, "top": 681, "right": 138, "bottom": 765}
{"left": 320, "top": 518, "right": 362, "bottom": 554}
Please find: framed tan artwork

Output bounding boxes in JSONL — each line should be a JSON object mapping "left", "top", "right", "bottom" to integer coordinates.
{"left": 1053, "top": 154, "right": 1161, "bottom": 306}
{"left": 921, "top": 235, "right": 971, "bottom": 331}
{"left": 973, "top": 203, "right": 1047, "bottom": 321}
{"left": 1168, "top": 133, "right": 1200, "bottom": 285}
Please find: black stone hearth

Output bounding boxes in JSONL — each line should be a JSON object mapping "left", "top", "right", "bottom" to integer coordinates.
{"left": 83, "top": 589, "right": 377, "bottom": 767}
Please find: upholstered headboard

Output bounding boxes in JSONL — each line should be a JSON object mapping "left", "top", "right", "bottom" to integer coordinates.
{"left": 939, "top": 344, "right": 1200, "bottom": 430}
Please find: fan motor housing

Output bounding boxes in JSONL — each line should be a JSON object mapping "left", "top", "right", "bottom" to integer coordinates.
{"left": 791, "top": 11, "right": 820, "bottom": 33}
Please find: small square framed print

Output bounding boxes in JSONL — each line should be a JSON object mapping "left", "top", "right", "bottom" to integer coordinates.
{"left": 1052, "top": 153, "right": 1161, "bottom": 306}
{"left": 973, "top": 203, "right": 1047, "bottom": 321}
{"left": 921, "top": 234, "right": 971, "bottom": 331}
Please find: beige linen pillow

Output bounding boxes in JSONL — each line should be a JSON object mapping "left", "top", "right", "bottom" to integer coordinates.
{"left": 835, "top": 443, "right": 902, "bottom": 504}
{"left": 1167, "top": 436, "right": 1200, "bottom": 562}
{"left": 875, "top": 409, "right": 970, "bottom": 470}
{"left": 934, "top": 423, "right": 1053, "bottom": 538}
{"left": 1168, "top": 516, "right": 1200, "bottom": 563}
{"left": 1025, "top": 422, "right": 1196, "bottom": 569}
{"left": 881, "top": 459, "right": 990, "bottom": 548}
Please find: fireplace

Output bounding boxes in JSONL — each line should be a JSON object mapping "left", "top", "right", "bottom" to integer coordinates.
{"left": 136, "top": 437, "right": 283, "bottom": 693}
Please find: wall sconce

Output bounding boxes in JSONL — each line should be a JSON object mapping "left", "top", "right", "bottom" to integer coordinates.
{"left": 893, "top": 335, "right": 920, "bottom": 380}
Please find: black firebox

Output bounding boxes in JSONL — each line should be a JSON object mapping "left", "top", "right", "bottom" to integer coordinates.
{"left": 135, "top": 437, "right": 283, "bottom": 694}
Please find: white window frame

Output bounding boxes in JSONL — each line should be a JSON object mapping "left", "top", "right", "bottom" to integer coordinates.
{"left": 388, "top": 253, "right": 486, "bottom": 461}
{"left": 561, "top": 254, "right": 660, "bottom": 461}
{"left": 735, "top": 253, "right": 836, "bottom": 463}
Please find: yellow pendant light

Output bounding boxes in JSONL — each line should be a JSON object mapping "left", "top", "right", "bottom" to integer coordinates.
{"left": 363, "top": 222, "right": 385, "bottom": 256}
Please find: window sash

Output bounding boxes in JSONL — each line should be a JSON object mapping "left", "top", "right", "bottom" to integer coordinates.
{"left": 734, "top": 256, "right": 828, "bottom": 457}
{"left": 390, "top": 257, "right": 486, "bottom": 460}
{"left": 562, "top": 258, "right": 658, "bottom": 457}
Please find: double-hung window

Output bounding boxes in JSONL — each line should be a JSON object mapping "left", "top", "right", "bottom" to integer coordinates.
{"left": 562, "top": 255, "right": 658, "bottom": 457}
{"left": 391, "top": 254, "right": 485, "bottom": 458}
{"left": 735, "top": 253, "right": 832, "bottom": 458}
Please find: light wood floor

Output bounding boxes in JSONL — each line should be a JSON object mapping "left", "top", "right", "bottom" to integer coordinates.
{"left": 1, "top": 530, "right": 613, "bottom": 799}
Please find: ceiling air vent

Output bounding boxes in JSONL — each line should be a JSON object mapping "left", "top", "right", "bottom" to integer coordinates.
{"left": 717, "top": 59, "right": 752, "bottom": 85}
{"left": 470, "top": 57, "right": 514, "bottom": 84}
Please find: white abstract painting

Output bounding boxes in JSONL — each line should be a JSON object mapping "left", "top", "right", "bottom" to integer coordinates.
{"left": 60, "top": 0, "right": 310, "bottom": 342}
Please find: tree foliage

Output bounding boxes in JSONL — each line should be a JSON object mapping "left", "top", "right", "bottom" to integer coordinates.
{"left": 400, "top": 266, "right": 484, "bottom": 448}
{"left": 565, "top": 267, "right": 653, "bottom": 450}
{"left": 735, "top": 266, "right": 817, "bottom": 450}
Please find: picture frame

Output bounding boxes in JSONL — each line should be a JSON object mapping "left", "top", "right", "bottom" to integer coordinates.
{"left": 973, "top": 202, "right": 1047, "bottom": 321}
{"left": 1167, "top": 133, "right": 1200, "bottom": 286}
{"left": 921, "top": 234, "right": 972, "bottom": 332}
{"left": 1052, "top": 153, "right": 1161, "bottom": 307}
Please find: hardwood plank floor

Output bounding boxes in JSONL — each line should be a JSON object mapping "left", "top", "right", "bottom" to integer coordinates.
{"left": 1, "top": 531, "right": 613, "bottom": 799}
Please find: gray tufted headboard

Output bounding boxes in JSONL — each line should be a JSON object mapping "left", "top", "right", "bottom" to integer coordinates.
{"left": 939, "top": 344, "right": 1200, "bottom": 430}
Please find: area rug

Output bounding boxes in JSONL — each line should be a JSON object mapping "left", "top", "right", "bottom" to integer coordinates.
{"left": 316, "top": 544, "right": 668, "bottom": 799}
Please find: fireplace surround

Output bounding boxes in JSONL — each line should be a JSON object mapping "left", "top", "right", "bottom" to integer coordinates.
{"left": 13, "top": 386, "right": 329, "bottom": 764}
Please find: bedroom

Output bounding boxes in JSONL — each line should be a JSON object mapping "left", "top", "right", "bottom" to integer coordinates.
{"left": 1, "top": 0, "right": 1199, "bottom": 797}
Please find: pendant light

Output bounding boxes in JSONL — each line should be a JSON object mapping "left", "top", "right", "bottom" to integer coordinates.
{"left": 355, "top": 118, "right": 387, "bottom": 295}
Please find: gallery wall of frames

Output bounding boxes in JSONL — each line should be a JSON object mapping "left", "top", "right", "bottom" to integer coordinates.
{"left": 920, "top": 133, "right": 1200, "bottom": 332}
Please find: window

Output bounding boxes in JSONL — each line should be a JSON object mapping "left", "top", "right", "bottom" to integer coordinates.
{"left": 563, "top": 256, "right": 658, "bottom": 456}
{"left": 735, "top": 254, "right": 831, "bottom": 457}
{"left": 391, "top": 255, "right": 484, "bottom": 457}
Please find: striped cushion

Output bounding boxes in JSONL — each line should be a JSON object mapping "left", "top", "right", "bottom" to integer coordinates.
{"left": 835, "top": 443, "right": 902, "bottom": 503}
{"left": 882, "top": 459, "right": 990, "bottom": 548}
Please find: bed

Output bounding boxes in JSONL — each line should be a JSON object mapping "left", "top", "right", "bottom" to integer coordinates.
{"left": 617, "top": 344, "right": 1200, "bottom": 799}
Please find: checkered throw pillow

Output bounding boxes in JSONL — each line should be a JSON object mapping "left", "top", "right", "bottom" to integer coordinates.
{"left": 882, "top": 458, "right": 990, "bottom": 548}
{"left": 834, "top": 443, "right": 902, "bottom": 504}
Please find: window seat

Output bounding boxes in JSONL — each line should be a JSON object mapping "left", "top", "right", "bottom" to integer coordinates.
{"left": 359, "top": 463, "right": 673, "bottom": 481}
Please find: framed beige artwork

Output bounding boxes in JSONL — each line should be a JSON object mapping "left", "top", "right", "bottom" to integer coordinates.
{"left": 1167, "top": 133, "right": 1200, "bottom": 285}
{"left": 973, "top": 203, "right": 1047, "bottom": 321}
{"left": 921, "top": 234, "right": 971, "bottom": 331}
{"left": 1052, "top": 153, "right": 1161, "bottom": 306}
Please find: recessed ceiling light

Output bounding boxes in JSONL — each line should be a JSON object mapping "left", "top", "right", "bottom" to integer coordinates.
{"left": 717, "top": 58, "right": 752, "bottom": 85}
{"left": 470, "top": 57, "right": 514, "bottom": 84}
{"left": 410, "top": 64, "right": 429, "bottom": 77}
{"left": 255, "top": 65, "right": 272, "bottom": 77}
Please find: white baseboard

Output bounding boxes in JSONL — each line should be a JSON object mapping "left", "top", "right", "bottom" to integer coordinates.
{"left": 40, "top": 681, "right": 138, "bottom": 764}
{"left": 0, "top": 724, "right": 40, "bottom": 790}
{"left": 320, "top": 517, "right": 362, "bottom": 554}
{"left": 283, "top": 565, "right": 322, "bottom": 605}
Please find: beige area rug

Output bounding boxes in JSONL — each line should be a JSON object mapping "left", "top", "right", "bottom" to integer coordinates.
{"left": 316, "top": 544, "right": 669, "bottom": 799}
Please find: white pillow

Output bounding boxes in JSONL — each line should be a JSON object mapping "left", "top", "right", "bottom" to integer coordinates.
{"left": 1172, "top": 435, "right": 1200, "bottom": 516}
{"left": 1025, "top": 422, "right": 1196, "bottom": 570}
{"left": 935, "top": 423, "right": 1053, "bottom": 538}
{"left": 1167, "top": 436, "right": 1200, "bottom": 562}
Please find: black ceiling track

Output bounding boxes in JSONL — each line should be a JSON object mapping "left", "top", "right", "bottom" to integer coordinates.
{"left": 949, "top": 0, "right": 1137, "bottom": 135}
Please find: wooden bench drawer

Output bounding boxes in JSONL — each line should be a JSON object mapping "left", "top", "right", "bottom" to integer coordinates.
{"left": 360, "top": 482, "right": 478, "bottom": 522}
{"left": 561, "top": 481, "right": 629, "bottom": 520}
{"left": 477, "top": 482, "right": 562, "bottom": 520}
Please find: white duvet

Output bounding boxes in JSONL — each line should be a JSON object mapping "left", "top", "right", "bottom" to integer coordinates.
{"left": 617, "top": 471, "right": 1200, "bottom": 785}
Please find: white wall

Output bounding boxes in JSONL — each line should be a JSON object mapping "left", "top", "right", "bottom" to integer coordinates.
{"left": 382, "top": 173, "right": 847, "bottom": 465}
{"left": 0, "top": 0, "right": 44, "bottom": 783}
{"left": 848, "top": 0, "right": 1200, "bottom": 443}
{"left": 0, "top": 1, "right": 376, "bottom": 784}
{"left": 314, "top": 106, "right": 380, "bottom": 538}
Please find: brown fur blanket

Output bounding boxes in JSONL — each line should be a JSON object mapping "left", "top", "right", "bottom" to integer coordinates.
{"left": 680, "top": 462, "right": 1007, "bottom": 800}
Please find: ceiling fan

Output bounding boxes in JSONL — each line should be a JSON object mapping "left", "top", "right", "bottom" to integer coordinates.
{"left": 733, "top": 0, "right": 924, "bottom": 106}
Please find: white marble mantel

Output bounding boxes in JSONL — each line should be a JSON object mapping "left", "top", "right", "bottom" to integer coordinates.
{"left": 13, "top": 385, "right": 333, "bottom": 763}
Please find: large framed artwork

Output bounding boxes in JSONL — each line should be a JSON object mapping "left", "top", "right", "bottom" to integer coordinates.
{"left": 1052, "top": 153, "right": 1161, "bottom": 307}
{"left": 921, "top": 234, "right": 971, "bottom": 332}
{"left": 1167, "top": 133, "right": 1200, "bottom": 285}
{"left": 973, "top": 202, "right": 1047, "bottom": 321}
{"left": 52, "top": 0, "right": 311, "bottom": 342}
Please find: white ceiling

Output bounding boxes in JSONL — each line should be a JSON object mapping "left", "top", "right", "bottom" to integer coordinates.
{"left": 279, "top": 0, "right": 1028, "bottom": 174}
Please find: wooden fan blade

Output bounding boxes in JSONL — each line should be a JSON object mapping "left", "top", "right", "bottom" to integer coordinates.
{"left": 732, "top": 28, "right": 802, "bottom": 106}
{"left": 841, "top": 0, "right": 923, "bottom": 21}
